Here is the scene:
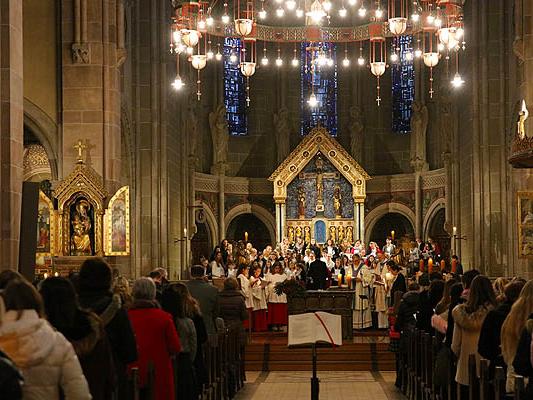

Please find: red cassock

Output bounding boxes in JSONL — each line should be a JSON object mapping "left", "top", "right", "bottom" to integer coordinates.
{"left": 128, "top": 307, "right": 181, "bottom": 400}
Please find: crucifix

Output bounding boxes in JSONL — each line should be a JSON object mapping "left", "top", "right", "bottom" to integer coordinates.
{"left": 74, "top": 140, "right": 87, "bottom": 164}
{"left": 299, "top": 154, "right": 339, "bottom": 212}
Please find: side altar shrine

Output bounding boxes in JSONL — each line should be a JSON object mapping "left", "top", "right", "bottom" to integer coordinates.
{"left": 35, "top": 141, "right": 130, "bottom": 276}
{"left": 268, "top": 127, "right": 371, "bottom": 339}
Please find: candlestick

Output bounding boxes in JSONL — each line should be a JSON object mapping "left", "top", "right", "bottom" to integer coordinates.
{"left": 54, "top": 272, "right": 59, "bottom": 277}
{"left": 419, "top": 259, "right": 425, "bottom": 273}
{"left": 44, "top": 273, "right": 48, "bottom": 279}
{"left": 337, "top": 273, "right": 342, "bottom": 286}
{"left": 451, "top": 258, "right": 457, "bottom": 274}
{"left": 391, "top": 230, "right": 395, "bottom": 240}
{"left": 184, "top": 227, "right": 187, "bottom": 238}
{"left": 345, "top": 274, "right": 352, "bottom": 288}
{"left": 428, "top": 258, "right": 434, "bottom": 273}
{"left": 245, "top": 231, "right": 248, "bottom": 242}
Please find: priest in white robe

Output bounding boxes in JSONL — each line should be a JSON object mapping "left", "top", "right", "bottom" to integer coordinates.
{"left": 352, "top": 254, "right": 372, "bottom": 329}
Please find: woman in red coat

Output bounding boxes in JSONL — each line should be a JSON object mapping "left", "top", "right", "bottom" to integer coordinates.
{"left": 128, "top": 277, "right": 181, "bottom": 400}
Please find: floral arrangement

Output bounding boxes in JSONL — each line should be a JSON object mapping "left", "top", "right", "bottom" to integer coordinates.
{"left": 274, "top": 279, "right": 306, "bottom": 297}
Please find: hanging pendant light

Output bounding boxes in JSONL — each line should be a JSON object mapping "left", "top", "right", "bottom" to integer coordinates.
{"left": 387, "top": 0, "right": 408, "bottom": 36}
{"left": 370, "top": 38, "right": 386, "bottom": 106}
{"left": 181, "top": 29, "right": 200, "bottom": 47}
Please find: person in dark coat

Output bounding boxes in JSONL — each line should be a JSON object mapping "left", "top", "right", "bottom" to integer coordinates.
{"left": 218, "top": 277, "right": 249, "bottom": 328}
{"left": 444, "top": 282, "right": 465, "bottom": 347}
{"left": 40, "top": 277, "right": 116, "bottom": 400}
{"left": 478, "top": 280, "right": 524, "bottom": 371}
{"left": 0, "top": 350, "right": 23, "bottom": 400}
{"left": 513, "top": 314, "right": 533, "bottom": 398}
{"left": 388, "top": 261, "right": 407, "bottom": 305}
{"left": 186, "top": 265, "right": 219, "bottom": 334}
{"left": 306, "top": 249, "right": 328, "bottom": 290}
{"left": 77, "top": 257, "right": 137, "bottom": 400}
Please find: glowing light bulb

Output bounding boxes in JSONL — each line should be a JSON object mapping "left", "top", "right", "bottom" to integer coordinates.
{"left": 339, "top": 7, "right": 347, "bottom": 18}
{"left": 323, "top": 0, "right": 332, "bottom": 12}
{"left": 206, "top": 16, "right": 214, "bottom": 26}
{"left": 307, "top": 93, "right": 318, "bottom": 107}
{"left": 348, "top": 0, "right": 357, "bottom": 6}
{"left": 258, "top": 9, "right": 267, "bottom": 19}
{"left": 358, "top": 6, "right": 366, "bottom": 17}
{"left": 291, "top": 58, "right": 299, "bottom": 67}
{"left": 172, "top": 76, "right": 184, "bottom": 90}
{"left": 414, "top": 48, "right": 422, "bottom": 58}
{"left": 186, "top": 46, "right": 194, "bottom": 55}
{"left": 357, "top": 56, "right": 365, "bottom": 65}
{"left": 411, "top": 12, "right": 420, "bottom": 22}
{"left": 197, "top": 20, "right": 206, "bottom": 30}
{"left": 207, "top": 50, "right": 214, "bottom": 59}
{"left": 261, "top": 56, "right": 269, "bottom": 66}
{"left": 276, "top": 56, "right": 283, "bottom": 66}
{"left": 451, "top": 72, "right": 464, "bottom": 88}
{"left": 286, "top": 0, "right": 296, "bottom": 10}
{"left": 215, "top": 51, "right": 222, "bottom": 61}
{"left": 456, "top": 27, "right": 464, "bottom": 39}
{"left": 342, "top": 57, "right": 350, "bottom": 67}
{"left": 296, "top": 8, "right": 304, "bottom": 17}
{"left": 327, "top": 58, "right": 334, "bottom": 67}
{"left": 426, "top": 14, "right": 435, "bottom": 25}
{"left": 375, "top": 8, "right": 383, "bottom": 19}
{"left": 405, "top": 51, "right": 413, "bottom": 61}
{"left": 276, "top": 7, "right": 285, "bottom": 17}
{"left": 222, "top": 14, "right": 230, "bottom": 24}
{"left": 390, "top": 52, "right": 399, "bottom": 62}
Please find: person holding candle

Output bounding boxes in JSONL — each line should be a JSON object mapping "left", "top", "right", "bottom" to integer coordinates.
{"left": 330, "top": 257, "right": 344, "bottom": 286}
{"left": 372, "top": 260, "right": 389, "bottom": 329}
{"left": 383, "top": 237, "right": 396, "bottom": 257}
{"left": 353, "top": 254, "right": 373, "bottom": 329}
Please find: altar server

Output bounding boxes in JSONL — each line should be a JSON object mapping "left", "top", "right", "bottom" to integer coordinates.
{"left": 352, "top": 254, "right": 373, "bottom": 329}
{"left": 250, "top": 265, "right": 268, "bottom": 332}
{"left": 266, "top": 262, "right": 288, "bottom": 331}
{"left": 237, "top": 265, "right": 253, "bottom": 329}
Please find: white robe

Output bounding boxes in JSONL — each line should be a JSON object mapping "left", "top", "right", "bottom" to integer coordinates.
{"left": 238, "top": 274, "right": 253, "bottom": 309}
{"left": 250, "top": 276, "right": 268, "bottom": 311}
{"left": 265, "top": 273, "right": 287, "bottom": 303}
{"left": 353, "top": 263, "right": 372, "bottom": 329}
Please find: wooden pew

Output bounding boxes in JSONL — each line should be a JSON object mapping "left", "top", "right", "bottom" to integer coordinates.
{"left": 514, "top": 375, "right": 526, "bottom": 400}
{"left": 493, "top": 366, "right": 506, "bottom": 400}
{"left": 467, "top": 354, "right": 479, "bottom": 400}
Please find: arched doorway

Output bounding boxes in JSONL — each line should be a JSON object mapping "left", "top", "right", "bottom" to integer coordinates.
{"left": 191, "top": 222, "right": 210, "bottom": 264}
{"left": 226, "top": 213, "right": 273, "bottom": 252}
{"left": 427, "top": 208, "right": 450, "bottom": 260}
{"left": 369, "top": 212, "right": 415, "bottom": 249}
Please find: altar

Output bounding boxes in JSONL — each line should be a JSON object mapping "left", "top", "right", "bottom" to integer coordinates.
{"left": 268, "top": 127, "right": 370, "bottom": 245}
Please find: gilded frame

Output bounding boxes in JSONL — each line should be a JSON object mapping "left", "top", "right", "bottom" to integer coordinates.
{"left": 518, "top": 191, "right": 533, "bottom": 258}
{"left": 36, "top": 190, "right": 57, "bottom": 257}
{"left": 104, "top": 186, "right": 130, "bottom": 256}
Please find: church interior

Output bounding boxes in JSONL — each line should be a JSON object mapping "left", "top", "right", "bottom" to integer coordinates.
{"left": 1, "top": 0, "right": 533, "bottom": 399}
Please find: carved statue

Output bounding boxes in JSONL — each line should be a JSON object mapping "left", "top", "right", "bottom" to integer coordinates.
{"left": 304, "top": 226, "right": 311, "bottom": 244}
{"left": 288, "top": 226, "right": 295, "bottom": 243}
{"left": 333, "top": 183, "right": 342, "bottom": 218}
{"left": 70, "top": 199, "right": 92, "bottom": 256}
{"left": 348, "top": 106, "right": 364, "bottom": 163}
{"left": 209, "top": 104, "right": 229, "bottom": 168}
{"left": 329, "top": 225, "right": 336, "bottom": 241}
{"left": 410, "top": 101, "right": 429, "bottom": 170}
{"left": 337, "top": 225, "right": 345, "bottom": 242}
{"left": 346, "top": 226, "right": 354, "bottom": 244}
{"left": 297, "top": 186, "right": 306, "bottom": 218}
{"left": 273, "top": 107, "right": 291, "bottom": 164}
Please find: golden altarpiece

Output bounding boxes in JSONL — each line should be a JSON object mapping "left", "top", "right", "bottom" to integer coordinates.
{"left": 35, "top": 142, "right": 130, "bottom": 275}
{"left": 269, "top": 127, "right": 370, "bottom": 245}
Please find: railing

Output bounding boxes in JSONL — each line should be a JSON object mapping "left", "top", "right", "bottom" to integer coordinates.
{"left": 127, "top": 324, "right": 245, "bottom": 400}
{"left": 398, "top": 327, "right": 528, "bottom": 400}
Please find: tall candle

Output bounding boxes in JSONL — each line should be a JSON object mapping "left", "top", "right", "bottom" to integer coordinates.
{"left": 428, "top": 258, "right": 434, "bottom": 273}
{"left": 391, "top": 230, "right": 395, "bottom": 240}
{"left": 245, "top": 231, "right": 248, "bottom": 242}
{"left": 345, "top": 274, "right": 352, "bottom": 288}
{"left": 44, "top": 273, "right": 48, "bottom": 279}
{"left": 419, "top": 259, "right": 425, "bottom": 273}
{"left": 440, "top": 260, "right": 446, "bottom": 271}
{"left": 452, "top": 226, "right": 457, "bottom": 236}
{"left": 451, "top": 258, "right": 457, "bottom": 274}
{"left": 337, "top": 273, "right": 343, "bottom": 286}
{"left": 184, "top": 227, "right": 187, "bottom": 238}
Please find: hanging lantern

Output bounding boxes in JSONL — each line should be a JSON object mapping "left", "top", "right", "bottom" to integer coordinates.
{"left": 423, "top": 52, "right": 439, "bottom": 67}
{"left": 181, "top": 29, "right": 200, "bottom": 47}
{"left": 234, "top": 18, "right": 253, "bottom": 37}
{"left": 191, "top": 54, "right": 207, "bottom": 70}
{"left": 438, "top": 27, "right": 460, "bottom": 49}
{"left": 388, "top": 17, "right": 408, "bottom": 35}
{"left": 240, "top": 61, "right": 256, "bottom": 77}
{"left": 369, "top": 38, "right": 386, "bottom": 106}
{"left": 370, "top": 62, "right": 386, "bottom": 76}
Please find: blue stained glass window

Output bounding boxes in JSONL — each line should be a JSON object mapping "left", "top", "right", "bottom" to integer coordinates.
{"left": 223, "top": 37, "right": 247, "bottom": 136}
{"left": 300, "top": 42, "right": 338, "bottom": 136}
{"left": 392, "top": 35, "right": 415, "bottom": 134}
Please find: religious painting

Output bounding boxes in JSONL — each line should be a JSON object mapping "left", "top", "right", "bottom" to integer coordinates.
{"left": 518, "top": 192, "right": 533, "bottom": 258}
{"left": 69, "top": 196, "right": 95, "bottom": 256}
{"left": 36, "top": 191, "right": 55, "bottom": 256}
{"left": 314, "top": 220, "right": 327, "bottom": 244}
{"left": 105, "top": 186, "right": 130, "bottom": 256}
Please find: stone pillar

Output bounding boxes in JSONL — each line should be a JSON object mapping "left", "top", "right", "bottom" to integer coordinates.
{"left": 412, "top": 161, "right": 424, "bottom": 239}
{"left": 354, "top": 201, "right": 365, "bottom": 242}
{"left": 218, "top": 172, "right": 225, "bottom": 241}
{"left": 0, "top": 0, "right": 23, "bottom": 269}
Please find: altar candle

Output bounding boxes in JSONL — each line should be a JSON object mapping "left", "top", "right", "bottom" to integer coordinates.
{"left": 452, "top": 226, "right": 457, "bottom": 236}
{"left": 337, "top": 273, "right": 343, "bottom": 286}
{"left": 245, "top": 231, "right": 248, "bottom": 242}
{"left": 44, "top": 273, "right": 48, "bottom": 279}
{"left": 428, "top": 258, "right": 434, "bottom": 273}
{"left": 440, "top": 260, "right": 446, "bottom": 272}
{"left": 391, "top": 230, "right": 395, "bottom": 240}
{"left": 54, "top": 272, "right": 59, "bottom": 277}
{"left": 184, "top": 227, "right": 187, "bottom": 238}
{"left": 419, "top": 259, "right": 425, "bottom": 273}
{"left": 345, "top": 274, "right": 352, "bottom": 288}
{"left": 451, "top": 258, "right": 457, "bottom": 274}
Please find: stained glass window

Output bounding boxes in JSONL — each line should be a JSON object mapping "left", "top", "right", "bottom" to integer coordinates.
{"left": 300, "top": 42, "right": 338, "bottom": 136}
{"left": 223, "top": 37, "right": 247, "bottom": 136}
{"left": 392, "top": 35, "right": 415, "bottom": 134}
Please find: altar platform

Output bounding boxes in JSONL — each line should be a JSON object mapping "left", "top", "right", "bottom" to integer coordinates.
{"left": 245, "top": 331, "right": 394, "bottom": 372}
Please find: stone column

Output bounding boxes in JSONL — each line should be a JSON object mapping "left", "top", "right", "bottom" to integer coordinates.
{"left": 218, "top": 172, "right": 225, "bottom": 241}
{"left": 0, "top": 0, "right": 23, "bottom": 269}
{"left": 412, "top": 161, "right": 424, "bottom": 239}
{"left": 354, "top": 201, "right": 365, "bottom": 242}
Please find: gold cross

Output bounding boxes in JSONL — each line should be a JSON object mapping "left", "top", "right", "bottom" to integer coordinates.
{"left": 73, "top": 140, "right": 87, "bottom": 163}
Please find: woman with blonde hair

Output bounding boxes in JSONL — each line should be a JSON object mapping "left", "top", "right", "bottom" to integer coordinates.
{"left": 493, "top": 277, "right": 509, "bottom": 302}
{"left": 500, "top": 280, "right": 533, "bottom": 392}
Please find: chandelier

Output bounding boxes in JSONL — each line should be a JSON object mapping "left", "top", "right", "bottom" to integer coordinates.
{"left": 170, "top": 0, "right": 466, "bottom": 104}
